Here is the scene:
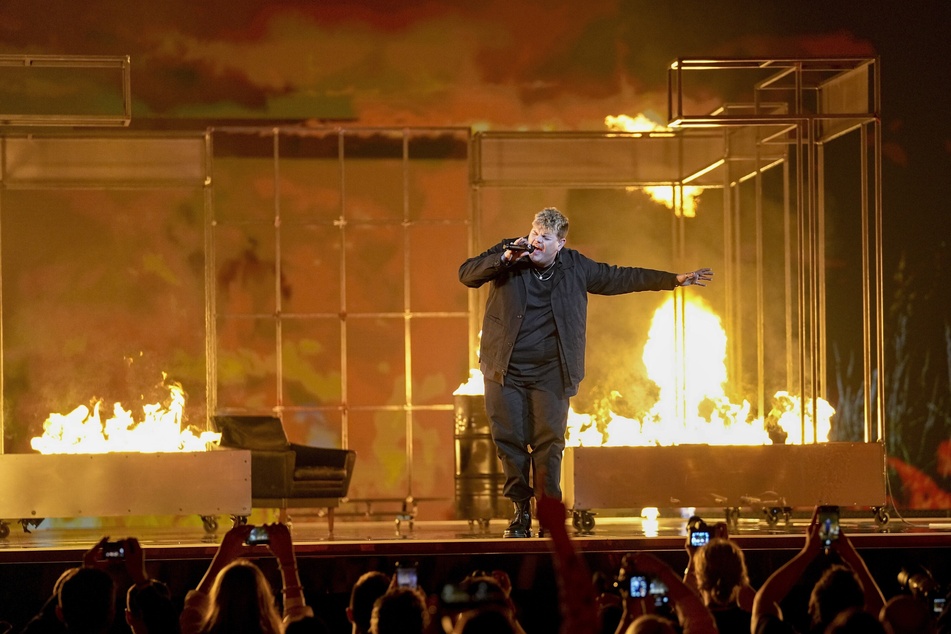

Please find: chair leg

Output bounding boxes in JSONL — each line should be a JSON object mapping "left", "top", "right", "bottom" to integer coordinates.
{"left": 279, "top": 507, "right": 288, "bottom": 525}
{"left": 327, "top": 507, "right": 335, "bottom": 535}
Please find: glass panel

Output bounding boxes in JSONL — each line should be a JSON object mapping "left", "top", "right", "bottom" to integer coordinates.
{"left": 216, "top": 316, "right": 278, "bottom": 410}
{"left": 346, "top": 318, "right": 404, "bottom": 407}
{"left": 411, "top": 409, "right": 455, "bottom": 519}
{"left": 347, "top": 409, "right": 407, "bottom": 499}
{"left": 212, "top": 131, "right": 275, "bottom": 223}
{"left": 407, "top": 131, "right": 469, "bottom": 222}
{"left": 215, "top": 222, "right": 278, "bottom": 316}
{"left": 282, "top": 408, "right": 342, "bottom": 449}
{"left": 277, "top": 134, "right": 343, "bottom": 225}
{"left": 411, "top": 317, "right": 468, "bottom": 407}
{"left": 342, "top": 131, "right": 405, "bottom": 223}
{"left": 345, "top": 225, "right": 404, "bottom": 314}
{"left": 281, "top": 318, "right": 342, "bottom": 407}
{"left": 281, "top": 223, "right": 342, "bottom": 315}
{"left": 0, "top": 188, "right": 207, "bottom": 451}
{"left": 409, "top": 225, "right": 467, "bottom": 313}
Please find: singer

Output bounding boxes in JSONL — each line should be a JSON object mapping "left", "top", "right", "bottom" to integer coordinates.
{"left": 458, "top": 207, "right": 713, "bottom": 538}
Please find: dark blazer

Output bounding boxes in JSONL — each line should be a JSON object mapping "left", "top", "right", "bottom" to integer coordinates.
{"left": 459, "top": 239, "right": 679, "bottom": 396}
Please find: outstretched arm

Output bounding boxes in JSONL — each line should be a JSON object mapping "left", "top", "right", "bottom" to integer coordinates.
{"left": 831, "top": 530, "right": 885, "bottom": 617}
{"left": 752, "top": 507, "right": 824, "bottom": 630}
{"left": 265, "top": 522, "right": 314, "bottom": 624}
{"left": 677, "top": 268, "right": 714, "bottom": 287}
{"left": 536, "top": 492, "right": 601, "bottom": 634}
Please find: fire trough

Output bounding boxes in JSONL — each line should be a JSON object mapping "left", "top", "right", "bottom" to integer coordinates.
{"left": 562, "top": 442, "right": 888, "bottom": 532}
{"left": 0, "top": 450, "right": 251, "bottom": 538}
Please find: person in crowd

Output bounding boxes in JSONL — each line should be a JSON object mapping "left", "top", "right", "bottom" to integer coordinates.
{"left": 683, "top": 522, "right": 755, "bottom": 633}
{"left": 125, "top": 580, "right": 180, "bottom": 634}
{"left": 824, "top": 607, "right": 888, "bottom": 633}
{"left": 56, "top": 567, "right": 116, "bottom": 634}
{"left": 18, "top": 568, "right": 77, "bottom": 634}
{"left": 459, "top": 206, "right": 713, "bottom": 538}
{"left": 614, "top": 552, "right": 717, "bottom": 634}
{"left": 179, "top": 523, "right": 311, "bottom": 634}
{"left": 438, "top": 572, "right": 527, "bottom": 634}
{"left": 450, "top": 607, "right": 518, "bottom": 634}
{"left": 283, "top": 616, "right": 330, "bottom": 634}
{"left": 752, "top": 506, "right": 885, "bottom": 633}
{"left": 369, "top": 587, "right": 428, "bottom": 634}
{"left": 879, "top": 594, "right": 936, "bottom": 634}
{"left": 348, "top": 572, "right": 391, "bottom": 634}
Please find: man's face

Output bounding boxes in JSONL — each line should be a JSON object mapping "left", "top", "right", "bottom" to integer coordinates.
{"left": 528, "top": 222, "right": 565, "bottom": 267}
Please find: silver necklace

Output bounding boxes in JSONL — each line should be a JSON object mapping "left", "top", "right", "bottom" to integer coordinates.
{"left": 532, "top": 261, "right": 556, "bottom": 281}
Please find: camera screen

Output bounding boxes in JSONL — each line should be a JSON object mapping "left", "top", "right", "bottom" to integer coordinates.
{"left": 934, "top": 596, "right": 946, "bottom": 615}
{"left": 102, "top": 542, "right": 125, "bottom": 558}
{"left": 629, "top": 575, "right": 648, "bottom": 598}
{"left": 397, "top": 566, "right": 418, "bottom": 588}
{"left": 817, "top": 506, "right": 840, "bottom": 546}
{"left": 649, "top": 579, "right": 669, "bottom": 607}
{"left": 690, "top": 530, "right": 710, "bottom": 547}
{"left": 246, "top": 527, "right": 269, "bottom": 545}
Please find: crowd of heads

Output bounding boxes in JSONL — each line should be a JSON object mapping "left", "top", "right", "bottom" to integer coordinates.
{"left": 3, "top": 507, "right": 950, "bottom": 634}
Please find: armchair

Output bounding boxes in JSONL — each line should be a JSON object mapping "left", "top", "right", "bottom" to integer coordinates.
{"left": 212, "top": 415, "right": 356, "bottom": 534}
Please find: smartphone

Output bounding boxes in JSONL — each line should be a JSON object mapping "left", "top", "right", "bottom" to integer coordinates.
{"left": 933, "top": 596, "right": 946, "bottom": 615}
{"left": 690, "top": 529, "right": 711, "bottom": 548}
{"left": 100, "top": 541, "right": 126, "bottom": 559}
{"left": 817, "top": 505, "right": 840, "bottom": 547}
{"left": 245, "top": 526, "right": 269, "bottom": 545}
{"left": 649, "top": 578, "right": 670, "bottom": 608}
{"left": 396, "top": 562, "right": 418, "bottom": 589}
{"left": 629, "top": 575, "right": 649, "bottom": 598}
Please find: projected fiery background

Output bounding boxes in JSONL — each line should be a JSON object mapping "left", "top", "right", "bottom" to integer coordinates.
{"left": 1, "top": 0, "right": 949, "bottom": 517}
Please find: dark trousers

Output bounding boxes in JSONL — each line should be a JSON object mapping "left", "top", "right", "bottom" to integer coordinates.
{"left": 484, "top": 374, "right": 569, "bottom": 503}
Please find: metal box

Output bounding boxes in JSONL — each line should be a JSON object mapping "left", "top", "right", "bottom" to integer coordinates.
{"left": 562, "top": 442, "right": 886, "bottom": 512}
{"left": 0, "top": 450, "right": 251, "bottom": 519}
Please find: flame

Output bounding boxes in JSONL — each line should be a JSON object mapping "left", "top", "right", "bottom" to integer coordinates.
{"left": 30, "top": 379, "right": 221, "bottom": 454}
{"left": 604, "top": 113, "right": 701, "bottom": 218}
{"left": 565, "top": 296, "right": 833, "bottom": 447}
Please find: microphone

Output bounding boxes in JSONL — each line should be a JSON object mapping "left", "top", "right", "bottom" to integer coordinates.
{"left": 504, "top": 242, "right": 536, "bottom": 253}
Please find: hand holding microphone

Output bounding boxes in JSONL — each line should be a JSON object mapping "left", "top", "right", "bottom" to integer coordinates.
{"left": 502, "top": 237, "right": 534, "bottom": 264}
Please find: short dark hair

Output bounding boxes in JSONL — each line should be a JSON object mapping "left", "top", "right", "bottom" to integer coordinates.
{"left": 350, "top": 571, "right": 390, "bottom": 634}
{"left": 58, "top": 567, "right": 116, "bottom": 634}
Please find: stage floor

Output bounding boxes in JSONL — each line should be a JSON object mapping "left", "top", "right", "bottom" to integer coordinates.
{"left": 4, "top": 510, "right": 951, "bottom": 634}
{"left": 4, "top": 508, "right": 951, "bottom": 564}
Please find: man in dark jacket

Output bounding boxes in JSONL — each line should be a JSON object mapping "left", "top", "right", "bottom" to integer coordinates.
{"left": 458, "top": 207, "right": 712, "bottom": 538}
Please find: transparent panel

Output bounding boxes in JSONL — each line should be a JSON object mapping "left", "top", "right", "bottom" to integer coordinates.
{"left": 345, "top": 224, "right": 404, "bottom": 314}
{"left": 409, "top": 225, "right": 467, "bottom": 313}
{"left": 212, "top": 132, "right": 275, "bottom": 223}
{"left": 215, "top": 222, "right": 278, "bottom": 316}
{"left": 342, "top": 130, "right": 405, "bottom": 223}
{"left": 215, "top": 316, "right": 278, "bottom": 410}
{"left": 281, "top": 408, "right": 342, "bottom": 449}
{"left": 407, "top": 132, "right": 469, "bottom": 222}
{"left": 281, "top": 318, "right": 342, "bottom": 407}
{"left": 411, "top": 317, "right": 468, "bottom": 407}
{"left": 277, "top": 134, "right": 343, "bottom": 225}
{"left": 411, "top": 409, "right": 455, "bottom": 519}
{"left": 282, "top": 223, "right": 342, "bottom": 315}
{"left": 1, "top": 188, "right": 207, "bottom": 452}
{"left": 346, "top": 317, "right": 405, "bottom": 407}
{"left": 347, "top": 409, "right": 407, "bottom": 499}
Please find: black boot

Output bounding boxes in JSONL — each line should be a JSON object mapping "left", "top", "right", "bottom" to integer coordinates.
{"left": 503, "top": 500, "right": 532, "bottom": 538}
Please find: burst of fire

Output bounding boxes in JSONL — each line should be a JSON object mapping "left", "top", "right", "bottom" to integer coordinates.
{"left": 604, "top": 113, "right": 702, "bottom": 218}
{"left": 455, "top": 297, "right": 833, "bottom": 447}
{"left": 30, "top": 379, "right": 221, "bottom": 454}
{"left": 565, "top": 296, "right": 832, "bottom": 446}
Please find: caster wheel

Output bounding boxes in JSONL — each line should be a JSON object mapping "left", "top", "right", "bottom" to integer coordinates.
{"left": 572, "top": 511, "right": 583, "bottom": 532}
{"left": 201, "top": 516, "right": 219, "bottom": 533}
{"left": 478, "top": 518, "right": 491, "bottom": 530}
{"left": 874, "top": 506, "right": 889, "bottom": 526}
{"left": 231, "top": 515, "right": 249, "bottom": 527}
{"left": 725, "top": 507, "right": 740, "bottom": 527}
{"left": 578, "top": 510, "right": 596, "bottom": 533}
{"left": 0, "top": 521, "right": 9, "bottom": 539}
{"left": 764, "top": 508, "right": 781, "bottom": 526}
